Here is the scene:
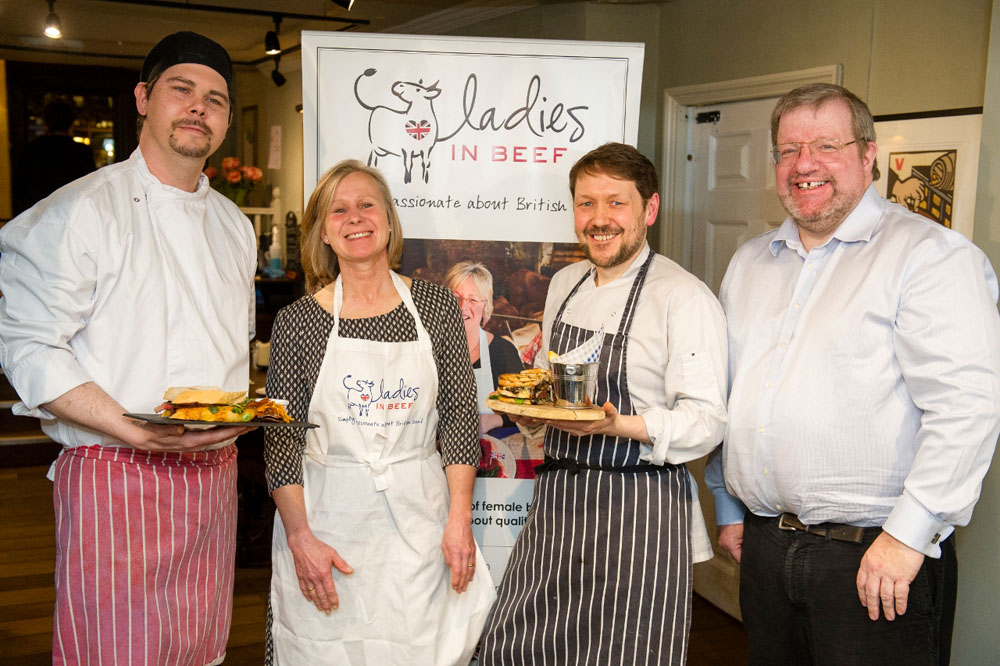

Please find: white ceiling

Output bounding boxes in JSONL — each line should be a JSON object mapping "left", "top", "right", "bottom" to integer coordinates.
{"left": 0, "top": 0, "right": 565, "bottom": 70}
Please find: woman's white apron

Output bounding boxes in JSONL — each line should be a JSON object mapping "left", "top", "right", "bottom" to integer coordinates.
{"left": 271, "top": 272, "right": 494, "bottom": 664}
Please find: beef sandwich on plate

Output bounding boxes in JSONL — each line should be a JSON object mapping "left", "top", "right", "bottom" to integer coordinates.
{"left": 491, "top": 368, "right": 553, "bottom": 405}
{"left": 155, "top": 386, "right": 292, "bottom": 423}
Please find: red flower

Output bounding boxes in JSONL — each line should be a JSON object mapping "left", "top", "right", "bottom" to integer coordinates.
{"left": 203, "top": 166, "right": 218, "bottom": 179}
{"left": 211, "top": 156, "right": 263, "bottom": 205}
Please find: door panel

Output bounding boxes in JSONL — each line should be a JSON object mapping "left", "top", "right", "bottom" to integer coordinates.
{"left": 691, "top": 97, "right": 787, "bottom": 295}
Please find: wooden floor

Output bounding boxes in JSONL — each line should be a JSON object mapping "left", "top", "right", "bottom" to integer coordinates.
{"left": 0, "top": 464, "right": 748, "bottom": 664}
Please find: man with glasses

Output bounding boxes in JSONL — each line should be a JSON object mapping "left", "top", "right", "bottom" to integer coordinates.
{"left": 707, "top": 83, "right": 1000, "bottom": 664}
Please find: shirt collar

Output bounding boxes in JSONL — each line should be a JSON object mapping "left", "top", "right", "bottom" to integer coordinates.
{"left": 769, "top": 185, "right": 882, "bottom": 256}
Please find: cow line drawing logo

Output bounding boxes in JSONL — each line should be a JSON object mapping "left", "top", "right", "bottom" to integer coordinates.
{"left": 344, "top": 375, "right": 375, "bottom": 417}
{"left": 355, "top": 68, "right": 441, "bottom": 185}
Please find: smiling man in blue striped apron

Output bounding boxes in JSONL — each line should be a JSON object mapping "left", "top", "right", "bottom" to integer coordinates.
{"left": 479, "top": 142, "right": 729, "bottom": 666}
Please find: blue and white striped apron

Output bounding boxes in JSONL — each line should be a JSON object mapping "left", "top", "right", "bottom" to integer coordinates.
{"left": 480, "top": 252, "right": 693, "bottom": 666}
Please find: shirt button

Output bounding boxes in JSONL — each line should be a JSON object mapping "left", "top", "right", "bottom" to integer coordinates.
{"left": 794, "top": 302, "right": 801, "bottom": 309}
{"left": 779, "top": 341, "right": 788, "bottom": 348}
{"left": 776, "top": 504, "right": 783, "bottom": 511}
{"left": 764, "top": 381, "right": 771, "bottom": 388}
{"left": 762, "top": 468, "right": 769, "bottom": 475}
{"left": 758, "top": 425, "right": 765, "bottom": 433}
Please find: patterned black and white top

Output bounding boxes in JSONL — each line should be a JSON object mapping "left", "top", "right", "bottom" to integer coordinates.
{"left": 263, "top": 278, "right": 480, "bottom": 493}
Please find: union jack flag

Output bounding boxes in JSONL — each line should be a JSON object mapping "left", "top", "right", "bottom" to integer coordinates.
{"left": 405, "top": 119, "right": 431, "bottom": 140}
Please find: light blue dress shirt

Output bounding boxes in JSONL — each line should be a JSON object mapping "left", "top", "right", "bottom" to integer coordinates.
{"left": 707, "top": 186, "right": 1000, "bottom": 558}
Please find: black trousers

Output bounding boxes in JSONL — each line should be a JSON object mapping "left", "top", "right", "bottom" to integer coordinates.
{"left": 740, "top": 512, "right": 957, "bottom": 666}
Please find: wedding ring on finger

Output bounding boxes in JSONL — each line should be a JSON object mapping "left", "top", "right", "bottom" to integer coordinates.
{"left": 467, "top": 563, "right": 475, "bottom": 569}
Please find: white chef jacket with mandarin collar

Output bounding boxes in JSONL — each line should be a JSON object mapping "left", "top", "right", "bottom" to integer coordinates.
{"left": 0, "top": 148, "right": 256, "bottom": 449}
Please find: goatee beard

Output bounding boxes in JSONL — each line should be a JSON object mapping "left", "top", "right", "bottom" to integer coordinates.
{"left": 169, "top": 121, "right": 212, "bottom": 159}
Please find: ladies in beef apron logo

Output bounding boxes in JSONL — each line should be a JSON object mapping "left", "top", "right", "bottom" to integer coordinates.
{"left": 343, "top": 374, "right": 421, "bottom": 418}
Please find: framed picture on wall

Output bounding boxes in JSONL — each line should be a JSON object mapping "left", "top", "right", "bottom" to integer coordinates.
{"left": 241, "top": 105, "right": 258, "bottom": 167}
{"left": 873, "top": 110, "right": 982, "bottom": 240}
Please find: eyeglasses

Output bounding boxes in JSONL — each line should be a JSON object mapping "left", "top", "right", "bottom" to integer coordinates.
{"left": 771, "top": 138, "right": 860, "bottom": 165}
{"left": 453, "top": 295, "right": 485, "bottom": 307}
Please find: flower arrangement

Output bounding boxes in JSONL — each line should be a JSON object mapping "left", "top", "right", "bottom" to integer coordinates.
{"left": 205, "top": 157, "right": 263, "bottom": 206}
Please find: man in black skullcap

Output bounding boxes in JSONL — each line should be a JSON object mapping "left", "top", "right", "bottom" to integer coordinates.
{"left": 0, "top": 32, "right": 256, "bottom": 664}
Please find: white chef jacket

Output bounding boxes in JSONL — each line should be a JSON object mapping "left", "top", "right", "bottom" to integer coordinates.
{"left": 0, "top": 148, "right": 256, "bottom": 449}
{"left": 538, "top": 242, "right": 729, "bottom": 562}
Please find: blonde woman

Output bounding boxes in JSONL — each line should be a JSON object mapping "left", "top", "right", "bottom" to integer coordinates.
{"left": 263, "top": 160, "right": 494, "bottom": 664}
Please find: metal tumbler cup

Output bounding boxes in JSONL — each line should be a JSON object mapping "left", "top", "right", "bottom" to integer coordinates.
{"left": 551, "top": 361, "right": 598, "bottom": 409}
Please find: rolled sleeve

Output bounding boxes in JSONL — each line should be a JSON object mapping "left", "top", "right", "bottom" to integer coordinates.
{"left": 0, "top": 201, "right": 98, "bottom": 410}
{"left": 641, "top": 294, "right": 728, "bottom": 465}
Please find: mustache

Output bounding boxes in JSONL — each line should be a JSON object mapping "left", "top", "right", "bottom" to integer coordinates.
{"left": 172, "top": 119, "right": 212, "bottom": 136}
{"left": 584, "top": 224, "right": 622, "bottom": 236}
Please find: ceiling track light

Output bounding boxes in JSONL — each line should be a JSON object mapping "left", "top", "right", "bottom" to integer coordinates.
{"left": 44, "top": 0, "right": 62, "bottom": 39}
{"left": 271, "top": 56, "right": 286, "bottom": 88}
{"left": 332, "top": 0, "right": 355, "bottom": 11}
{"left": 264, "top": 14, "right": 282, "bottom": 56}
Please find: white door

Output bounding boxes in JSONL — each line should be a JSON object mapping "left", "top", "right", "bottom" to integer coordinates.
{"left": 689, "top": 97, "right": 788, "bottom": 294}
{"left": 686, "top": 96, "right": 787, "bottom": 619}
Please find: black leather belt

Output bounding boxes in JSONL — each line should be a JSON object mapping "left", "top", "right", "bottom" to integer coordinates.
{"left": 534, "top": 457, "right": 667, "bottom": 476}
{"left": 777, "top": 513, "right": 866, "bottom": 544}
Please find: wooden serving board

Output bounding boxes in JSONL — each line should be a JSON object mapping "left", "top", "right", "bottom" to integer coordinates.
{"left": 486, "top": 397, "right": 605, "bottom": 421}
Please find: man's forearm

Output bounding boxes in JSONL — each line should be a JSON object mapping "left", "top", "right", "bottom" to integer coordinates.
{"left": 43, "top": 381, "right": 137, "bottom": 444}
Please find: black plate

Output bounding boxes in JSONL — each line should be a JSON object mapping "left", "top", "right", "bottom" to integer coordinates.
{"left": 124, "top": 413, "right": 318, "bottom": 429}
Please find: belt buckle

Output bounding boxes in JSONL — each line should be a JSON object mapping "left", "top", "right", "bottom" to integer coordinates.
{"left": 777, "top": 513, "right": 801, "bottom": 532}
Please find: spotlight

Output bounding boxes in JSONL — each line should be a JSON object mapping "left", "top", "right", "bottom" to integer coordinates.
{"left": 264, "top": 15, "right": 282, "bottom": 56}
{"left": 271, "top": 57, "right": 286, "bottom": 88}
{"left": 44, "top": 0, "right": 62, "bottom": 39}
{"left": 331, "top": 0, "right": 355, "bottom": 10}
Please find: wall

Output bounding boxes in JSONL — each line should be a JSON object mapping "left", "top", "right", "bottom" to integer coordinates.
{"left": 953, "top": 1, "right": 1000, "bottom": 662}
{"left": 230, "top": 57, "right": 305, "bottom": 222}
{"left": 657, "top": 0, "right": 989, "bottom": 116}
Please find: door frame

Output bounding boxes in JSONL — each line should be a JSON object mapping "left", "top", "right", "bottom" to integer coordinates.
{"left": 658, "top": 65, "right": 843, "bottom": 268}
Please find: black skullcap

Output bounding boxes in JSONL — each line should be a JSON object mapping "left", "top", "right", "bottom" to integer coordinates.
{"left": 141, "top": 32, "right": 233, "bottom": 92}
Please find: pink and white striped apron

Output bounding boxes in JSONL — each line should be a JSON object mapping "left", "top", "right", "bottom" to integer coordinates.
{"left": 51, "top": 444, "right": 238, "bottom": 666}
